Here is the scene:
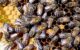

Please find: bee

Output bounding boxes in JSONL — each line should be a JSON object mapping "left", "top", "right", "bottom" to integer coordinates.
{"left": 21, "top": 15, "right": 31, "bottom": 25}
{"left": 23, "top": 3, "right": 36, "bottom": 15}
{"left": 66, "top": 37, "right": 73, "bottom": 48}
{"left": 22, "top": 33, "right": 29, "bottom": 46}
{"left": 47, "top": 17, "right": 53, "bottom": 28}
{"left": 0, "top": 0, "right": 9, "bottom": 6}
{"left": 35, "top": 39, "right": 43, "bottom": 50}
{"left": 61, "top": 46, "right": 69, "bottom": 50}
{"left": 43, "top": 45, "right": 50, "bottom": 50}
{"left": 45, "top": 5, "right": 52, "bottom": 12}
{"left": 2, "top": 23, "right": 14, "bottom": 34}
{"left": 54, "top": 8, "right": 61, "bottom": 17}
{"left": 29, "top": 26, "right": 37, "bottom": 37}
{"left": 40, "top": 0, "right": 46, "bottom": 4}
{"left": 46, "top": 29, "right": 56, "bottom": 37}
{"left": 23, "top": 44, "right": 35, "bottom": 50}
{"left": 37, "top": 22, "right": 47, "bottom": 32}
{"left": 61, "top": 39, "right": 67, "bottom": 46}
{"left": 3, "top": 23, "right": 11, "bottom": 33}
{"left": 54, "top": 8, "right": 66, "bottom": 17}
{"left": 46, "top": 26, "right": 59, "bottom": 37}
{"left": 5, "top": 43, "right": 18, "bottom": 50}
{"left": 40, "top": 0, "right": 56, "bottom": 4}
{"left": 66, "top": 2, "right": 78, "bottom": 7}
{"left": 74, "top": 7, "right": 80, "bottom": 13}
{"left": 39, "top": 30, "right": 46, "bottom": 39}
{"left": 5, "top": 44, "right": 12, "bottom": 50}
{"left": 53, "top": 26, "right": 59, "bottom": 34}
{"left": 57, "top": 17, "right": 70, "bottom": 23}
{"left": 74, "top": 36, "right": 80, "bottom": 46}
{"left": 46, "top": 0, "right": 56, "bottom": 4}
{"left": 10, "top": 33, "right": 18, "bottom": 41}
{"left": 37, "top": 3, "right": 43, "bottom": 16}
{"left": 73, "top": 14, "right": 80, "bottom": 21}
{"left": 14, "top": 19, "right": 23, "bottom": 26}
{"left": 14, "top": 26, "right": 22, "bottom": 33}
{"left": 51, "top": 35, "right": 59, "bottom": 42}
{"left": 71, "top": 27, "right": 80, "bottom": 37}
{"left": 74, "top": 20, "right": 80, "bottom": 27}
{"left": 14, "top": 39, "right": 24, "bottom": 50}
{"left": 30, "top": 16, "right": 41, "bottom": 24}
{"left": 8, "top": 26, "right": 14, "bottom": 33}
{"left": 29, "top": 0, "right": 35, "bottom": 3}
{"left": 45, "top": 4, "right": 56, "bottom": 12}
{"left": 46, "top": 28, "right": 55, "bottom": 36}
{"left": 42, "top": 12, "right": 47, "bottom": 19}
{"left": 61, "top": 38, "right": 72, "bottom": 47}
{"left": 65, "top": 33, "right": 72, "bottom": 38}
{"left": 61, "top": 0, "right": 68, "bottom": 4}
{"left": 67, "top": 21, "right": 75, "bottom": 29}
{"left": 59, "top": 32, "right": 66, "bottom": 39}
{"left": 34, "top": 32, "right": 41, "bottom": 39}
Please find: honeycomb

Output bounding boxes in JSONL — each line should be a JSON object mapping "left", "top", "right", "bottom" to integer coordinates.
{"left": 0, "top": 4, "right": 21, "bottom": 27}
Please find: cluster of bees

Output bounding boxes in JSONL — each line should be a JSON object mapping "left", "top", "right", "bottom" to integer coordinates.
{"left": 0, "top": 0, "right": 80, "bottom": 50}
